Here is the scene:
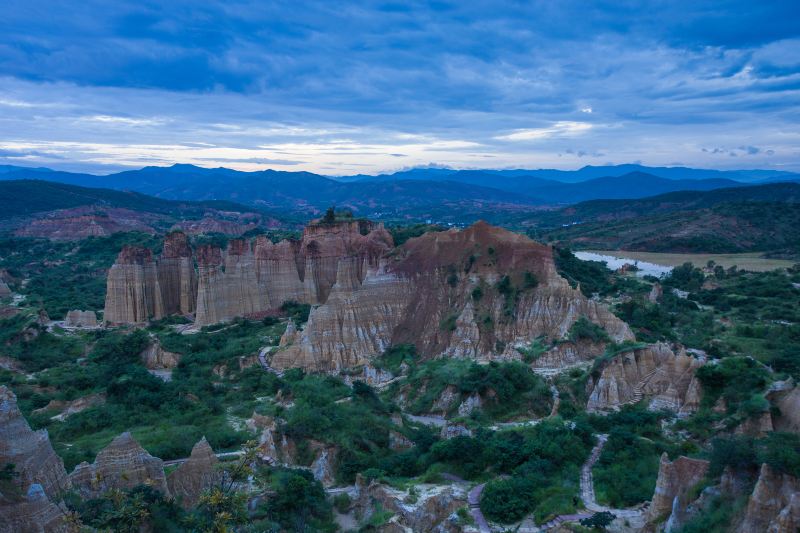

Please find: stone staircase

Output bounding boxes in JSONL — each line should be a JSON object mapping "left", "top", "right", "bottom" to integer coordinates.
{"left": 625, "top": 368, "right": 659, "bottom": 405}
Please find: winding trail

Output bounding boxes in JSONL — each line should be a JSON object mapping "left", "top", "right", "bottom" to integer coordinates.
{"left": 258, "top": 346, "right": 283, "bottom": 376}
{"left": 163, "top": 450, "right": 245, "bottom": 467}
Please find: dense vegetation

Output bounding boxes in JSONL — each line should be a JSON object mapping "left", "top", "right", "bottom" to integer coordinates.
{"left": 2, "top": 225, "right": 800, "bottom": 530}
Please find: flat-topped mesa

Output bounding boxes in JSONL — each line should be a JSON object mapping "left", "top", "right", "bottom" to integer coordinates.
{"left": 272, "top": 221, "right": 633, "bottom": 372}
{"left": 104, "top": 245, "right": 164, "bottom": 324}
{"left": 69, "top": 431, "right": 169, "bottom": 499}
{"left": 0, "top": 386, "right": 71, "bottom": 500}
{"left": 158, "top": 231, "right": 197, "bottom": 316}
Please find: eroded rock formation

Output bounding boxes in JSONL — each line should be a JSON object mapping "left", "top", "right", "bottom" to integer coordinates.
{"left": 104, "top": 220, "right": 394, "bottom": 328}
{"left": 645, "top": 453, "right": 709, "bottom": 530}
{"left": 0, "top": 386, "right": 71, "bottom": 500}
{"left": 0, "top": 387, "right": 70, "bottom": 532}
{"left": 273, "top": 222, "right": 632, "bottom": 372}
{"left": 104, "top": 246, "right": 164, "bottom": 324}
{"left": 158, "top": 231, "right": 197, "bottom": 316}
{"left": 738, "top": 463, "right": 800, "bottom": 533}
{"left": 0, "top": 279, "right": 11, "bottom": 298}
{"left": 586, "top": 343, "right": 702, "bottom": 414}
{"left": 140, "top": 337, "right": 182, "bottom": 369}
{"left": 64, "top": 310, "right": 97, "bottom": 328}
{"left": 32, "top": 393, "right": 106, "bottom": 422}
{"left": 767, "top": 381, "right": 800, "bottom": 434}
{"left": 353, "top": 474, "right": 467, "bottom": 532}
{"left": 69, "top": 432, "right": 169, "bottom": 498}
{"left": 167, "top": 437, "right": 220, "bottom": 509}
{"left": 195, "top": 240, "right": 264, "bottom": 325}
{"left": 0, "top": 483, "right": 69, "bottom": 533}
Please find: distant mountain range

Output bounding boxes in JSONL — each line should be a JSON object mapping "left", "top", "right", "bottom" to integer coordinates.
{"left": 0, "top": 163, "right": 798, "bottom": 215}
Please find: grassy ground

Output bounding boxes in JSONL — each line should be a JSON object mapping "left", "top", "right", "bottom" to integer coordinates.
{"left": 584, "top": 250, "right": 796, "bottom": 271}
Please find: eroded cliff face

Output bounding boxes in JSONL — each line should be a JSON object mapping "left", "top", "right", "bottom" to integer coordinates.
{"left": 0, "top": 386, "right": 71, "bottom": 500}
{"left": 767, "top": 382, "right": 800, "bottom": 434}
{"left": 738, "top": 463, "right": 800, "bottom": 533}
{"left": 352, "top": 474, "right": 467, "bottom": 532}
{"left": 140, "top": 338, "right": 182, "bottom": 369}
{"left": 167, "top": 437, "right": 220, "bottom": 509}
{"left": 104, "top": 246, "right": 164, "bottom": 324}
{"left": 645, "top": 453, "right": 710, "bottom": 531}
{"left": 273, "top": 222, "right": 633, "bottom": 372}
{"left": 585, "top": 343, "right": 702, "bottom": 414}
{"left": 158, "top": 231, "right": 197, "bottom": 316}
{"left": 104, "top": 221, "right": 394, "bottom": 327}
{"left": 64, "top": 310, "right": 97, "bottom": 328}
{"left": 0, "top": 386, "right": 70, "bottom": 532}
{"left": 0, "top": 484, "right": 69, "bottom": 533}
{"left": 69, "top": 432, "right": 169, "bottom": 499}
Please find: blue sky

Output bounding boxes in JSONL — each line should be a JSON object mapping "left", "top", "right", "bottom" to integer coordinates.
{"left": 1, "top": 0, "right": 799, "bottom": 174}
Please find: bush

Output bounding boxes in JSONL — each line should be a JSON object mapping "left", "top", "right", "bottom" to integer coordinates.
{"left": 568, "top": 317, "right": 610, "bottom": 343}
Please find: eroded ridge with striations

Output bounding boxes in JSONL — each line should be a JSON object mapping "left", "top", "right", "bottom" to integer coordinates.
{"left": 0, "top": 386, "right": 71, "bottom": 533}
{"left": 273, "top": 221, "right": 634, "bottom": 372}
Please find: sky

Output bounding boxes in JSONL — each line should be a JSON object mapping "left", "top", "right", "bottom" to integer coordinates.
{"left": 1, "top": 0, "right": 799, "bottom": 175}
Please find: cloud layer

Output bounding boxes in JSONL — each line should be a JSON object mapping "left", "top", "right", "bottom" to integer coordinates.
{"left": 1, "top": 0, "right": 799, "bottom": 174}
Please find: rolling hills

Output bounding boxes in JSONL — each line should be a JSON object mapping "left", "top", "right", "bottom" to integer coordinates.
{"left": 3, "top": 163, "right": 796, "bottom": 214}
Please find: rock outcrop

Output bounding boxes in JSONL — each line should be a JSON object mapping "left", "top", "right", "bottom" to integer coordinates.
{"left": 645, "top": 453, "right": 709, "bottom": 530}
{"left": 738, "top": 463, "right": 800, "bottom": 533}
{"left": 158, "top": 231, "right": 197, "bottom": 316}
{"left": 0, "top": 483, "right": 69, "bottom": 533}
{"left": 353, "top": 474, "right": 467, "bottom": 532}
{"left": 64, "top": 310, "right": 97, "bottom": 328}
{"left": 103, "top": 246, "right": 164, "bottom": 324}
{"left": 69, "top": 432, "right": 169, "bottom": 498}
{"left": 32, "top": 393, "right": 105, "bottom": 422}
{"left": 104, "top": 220, "right": 394, "bottom": 328}
{"left": 140, "top": 338, "right": 182, "bottom": 369}
{"left": 586, "top": 343, "right": 702, "bottom": 414}
{"left": 195, "top": 240, "right": 264, "bottom": 326}
{"left": 0, "top": 386, "right": 71, "bottom": 500}
{"left": 273, "top": 222, "right": 632, "bottom": 372}
{"left": 768, "top": 382, "right": 800, "bottom": 434}
{"left": 13, "top": 209, "right": 156, "bottom": 241}
{"left": 167, "top": 437, "right": 220, "bottom": 509}
{"left": 0, "top": 279, "right": 11, "bottom": 298}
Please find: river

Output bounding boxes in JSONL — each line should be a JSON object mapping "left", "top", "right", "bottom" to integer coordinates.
{"left": 574, "top": 251, "right": 673, "bottom": 278}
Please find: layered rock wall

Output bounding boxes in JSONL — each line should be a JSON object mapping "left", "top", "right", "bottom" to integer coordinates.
{"left": 104, "top": 221, "right": 394, "bottom": 327}
{"left": 273, "top": 222, "right": 633, "bottom": 372}
{"left": 104, "top": 246, "right": 164, "bottom": 324}
{"left": 0, "top": 386, "right": 71, "bottom": 499}
{"left": 645, "top": 453, "right": 709, "bottom": 530}
{"left": 69, "top": 432, "right": 169, "bottom": 498}
{"left": 158, "top": 231, "right": 197, "bottom": 316}
{"left": 738, "top": 463, "right": 800, "bottom": 533}
{"left": 167, "top": 437, "right": 220, "bottom": 509}
{"left": 586, "top": 343, "right": 702, "bottom": 413}
{"left": 64, "top": 310, "right": 97, "bottom": 328}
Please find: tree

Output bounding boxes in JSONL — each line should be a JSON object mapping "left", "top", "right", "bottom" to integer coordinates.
{"left": 580, "top": 511, "right": 616, "bottom": 529}
{"left": 322, "top": 207, "right": 336, "bottom": 224}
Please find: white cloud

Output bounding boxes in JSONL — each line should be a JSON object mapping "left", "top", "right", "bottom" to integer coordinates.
{"left": 495, "top": 122, "right": 594, "bottom": 141}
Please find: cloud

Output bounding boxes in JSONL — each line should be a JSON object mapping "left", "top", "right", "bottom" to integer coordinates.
{"left": 495, "top": 122, "right": 594, "bottom": 141}
{"left": 0, "top": 1, "right": 798, "bottom": 173}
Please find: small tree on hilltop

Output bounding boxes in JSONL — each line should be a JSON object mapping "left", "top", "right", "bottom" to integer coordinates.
{"left": 323, "top": 206, "right": 336, "bottom": 224}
